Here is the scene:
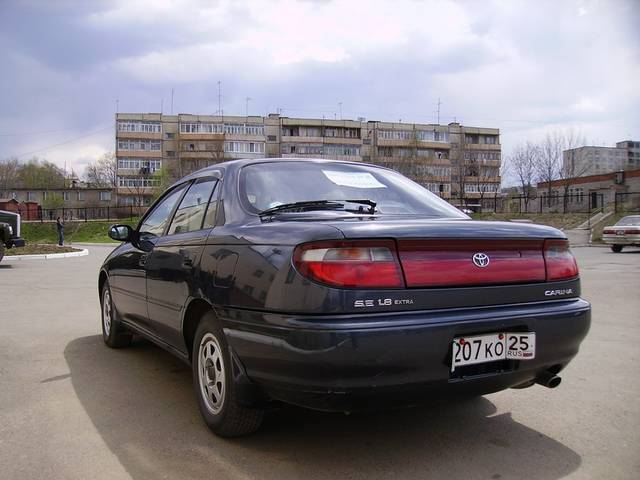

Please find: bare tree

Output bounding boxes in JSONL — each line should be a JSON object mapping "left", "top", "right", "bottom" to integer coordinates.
{"left": 0, "top": 157, "right": 20, "bottom": 190}
{"left": 508, "top": 142, "right": 539, "bottom": 212}
{"left": 84, "top": 152, "right": 117, "bottom": 187}
{"left": 536, "top": 132, "right": 565, "bottom": 208}
{"left": 452, "top": 133, "right": 472, "bottom": 208}
{"left": 557, "top": 130, "right": 588, "bottom": 209}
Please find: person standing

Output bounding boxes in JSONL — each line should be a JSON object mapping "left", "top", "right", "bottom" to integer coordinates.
{"left": 56, "top": 216, "right": 64, "bottom": 246}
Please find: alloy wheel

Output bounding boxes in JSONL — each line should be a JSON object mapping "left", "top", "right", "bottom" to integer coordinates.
{"left": 102, "top": 288, "right": 112, "bottom": 336}
{"left": 198, "top": 333, "right": 226, "bottom": 414}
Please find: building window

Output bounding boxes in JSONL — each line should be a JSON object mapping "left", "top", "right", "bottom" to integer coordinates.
{"left": 117, "top": 139, "right": 161, "bottom": 151}
{"left": 117, "top": 158, "right": 162, "bottom": 172}
{"left": 27, "top": 192, "right": 36, "bottom": 201}
{"left": 117, "top": 121, "right": 161, "bottom": 133}
{"left": 180, "top": 123, "right": 264, "bottom": 135}
{"left": 267, "top": 135, "right": 277, "bottom": 141}
{"left": 77, "top": 191, "right": 85, "bottom": 201}
{"left": 224, "top": 141, "right": 265, "bottom": 154}
{"left": 324, "top": 145, "right": 360, "bottom": 156}
{"left": 100, "top": 191, "right": 112, "bottom": 201}
{"left": 62, "top": 191, "right": 70, "bottom": 201}
{"left": 165, "top": 132, "right": 175, "bottom": 139}
{"left": 43, "top": 191, "right": 48, "bottom": 200}
{"left": 376, "top": 130, "right": 449, "bottom": 143}
{"left": 117, "top": 177, "right": 160, "bottom": 188}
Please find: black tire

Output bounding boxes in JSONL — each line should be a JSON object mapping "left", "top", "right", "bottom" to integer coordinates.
{"left": 100, "top": 279, "right": 133, "bottom": 348}
{"left": 0, "top": 243, "right": 4, "bottom": 263}
{"left": 192, "top": 312, "right": 264, "bottom": 437}
{"left": 611, "top": 245, "right": 623, "bottom": 253}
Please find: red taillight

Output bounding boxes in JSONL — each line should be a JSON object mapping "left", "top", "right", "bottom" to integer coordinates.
{"left": 293, "top": 240, "right": 404, "bottom": 288}
{"left": 603, "top": 229, "right": 615, "bottom": 234}
{"left": 543, "top": 239, "right": 579, "bottom": 281}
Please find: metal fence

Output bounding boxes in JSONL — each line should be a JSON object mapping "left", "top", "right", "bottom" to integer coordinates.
{"left": 14, "top": 192, "right": 640, "bottom": 221}
{"left": 614, "top": 192, "right": 640, "bottom": 213}
{"left": 467, "top": 193, "right": 605, "bottom": 215}
{"left": 19, "top": 205, "right": 149, "bottom": 222}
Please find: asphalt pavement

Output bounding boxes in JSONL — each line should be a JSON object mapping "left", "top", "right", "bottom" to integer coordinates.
{"left": 0, "top": 244, "right": 638, "bottom": 480}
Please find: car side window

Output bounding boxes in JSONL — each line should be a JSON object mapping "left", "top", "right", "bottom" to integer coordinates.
{"left": 139, "top": 184, "right": 188, "bottom": 240}
{"left": 202, "top": 181, "right": 221, "bottom": 229}
{"left": 168, "top": 179, "right": 217, "bottom": 235}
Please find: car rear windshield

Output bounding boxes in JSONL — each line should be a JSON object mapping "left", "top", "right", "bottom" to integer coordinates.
{"left": 239, "top": 161, "right": 467, "bottom": 218}
{"left": 616, "top": 216, "right": 640, "bottom": 226}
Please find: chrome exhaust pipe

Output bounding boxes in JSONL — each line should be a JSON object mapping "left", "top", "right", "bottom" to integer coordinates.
{"left": 536, "top": 371, "right": 562, "bottom": 389}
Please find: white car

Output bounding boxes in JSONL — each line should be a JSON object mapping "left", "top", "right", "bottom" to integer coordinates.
{"left": 602, "top": 215, "right": 640, "bottom": 252}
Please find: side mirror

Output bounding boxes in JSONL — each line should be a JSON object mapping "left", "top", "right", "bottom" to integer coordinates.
{"left": 108, "top": 224, "right": 134, "bottom": 242}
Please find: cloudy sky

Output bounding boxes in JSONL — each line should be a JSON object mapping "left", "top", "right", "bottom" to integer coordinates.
{"left": 1, "top": 0, "right": 638, "bottom": 179}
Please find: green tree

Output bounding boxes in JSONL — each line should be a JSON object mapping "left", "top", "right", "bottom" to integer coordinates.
{"left": 16, "top": 157, "right": 65, "bottom": 188}
{"left": 0, "top": 157, "right": 20, "bottom": 190}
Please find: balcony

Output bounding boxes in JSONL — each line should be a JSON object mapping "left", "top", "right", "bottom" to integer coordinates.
{"left": 116, "top": 150, "right": 162, "bottom": 158}
{"left": 376, "top": 138, "right": 451, "bottom": 148}
{"left": 116, "top": 131, "right": 162, "bottom": 140}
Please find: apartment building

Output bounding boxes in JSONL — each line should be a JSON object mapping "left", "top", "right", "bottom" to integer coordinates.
{"left": 562, "top": 140, "right": 640, "bottom": 178}
{"left": 115, "top": 113, "right": 501, "bottom": 205}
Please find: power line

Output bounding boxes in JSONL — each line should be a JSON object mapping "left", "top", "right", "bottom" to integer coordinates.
{"left": 0, "top": 126, "right": 100, "bottom": 137}
{"left": 7, "top": 124, "right": 113, "bottom": 159}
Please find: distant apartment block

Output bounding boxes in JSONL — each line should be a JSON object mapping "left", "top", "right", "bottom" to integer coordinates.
{"left": 115, "top": 113, "right": 502, "bottom": 206}
{"left": 563, "top": 140, "right": 640, "bottom": 178}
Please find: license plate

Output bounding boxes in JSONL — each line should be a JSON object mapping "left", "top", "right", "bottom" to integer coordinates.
{"left": 451, "top": 332, "right": 536, "bottom": 372}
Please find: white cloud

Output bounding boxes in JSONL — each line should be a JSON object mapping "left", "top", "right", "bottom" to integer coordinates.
{"left": 1, "top": 0, "right": 638, "bottom": 178}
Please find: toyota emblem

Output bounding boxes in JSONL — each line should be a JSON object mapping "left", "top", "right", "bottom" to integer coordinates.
{"left": 472, "top": 252, "right": 490, "bottom": 268}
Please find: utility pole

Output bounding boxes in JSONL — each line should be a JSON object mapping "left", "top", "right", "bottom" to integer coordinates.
{"left": 160, "top": 98, "right": 163, "bottom": 114}
{"left": 217, "top": 81, "right": 222, "bottom": 116}
{"left": 170, "top": 88, "right": 174, "bottom": 114}
{"left": 338, "top": 102, "right": 343, "bottom": 120}
{"left": 245, "top": 97, "right": 252, "bottom": 117}
{"left": 437, "top": 98, "right": 441, "bottom": 124}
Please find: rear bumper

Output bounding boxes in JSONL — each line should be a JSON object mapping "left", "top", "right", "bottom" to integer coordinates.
{"left": 9, "top": 237, "right": 25, "bottom": 248}
{"left": 602, "top": 234, "right": 640, "bottom": 246}
{"left": 222, "top": 299, "right": 591, "bottom": 412}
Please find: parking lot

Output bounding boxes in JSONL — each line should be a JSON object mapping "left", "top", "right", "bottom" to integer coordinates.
{"left": 0, "top": 245, "right": 639, "bottom": 480}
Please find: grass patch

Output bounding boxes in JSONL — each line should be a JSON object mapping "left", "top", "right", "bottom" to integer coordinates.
{"left": 5, "top": 244, "right": 82, "bottom": 255}
{"left": 471, "top": 213, "right": 590, "bottom": 231}
{"left": 21, "top": 219, "right": 139, "bottom": 244}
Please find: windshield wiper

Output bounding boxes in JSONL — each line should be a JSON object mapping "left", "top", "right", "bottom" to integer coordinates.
{"left": 258, "top": 199, "right": 377, "bottom": 217}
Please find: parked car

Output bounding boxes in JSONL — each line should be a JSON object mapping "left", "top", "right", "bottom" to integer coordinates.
{"left": 0, "top": 209, "right": 26, "bottom": 262}
{"left": 99, "top": 159, "right": 591, "bottom": 437}
{"left": 602, "top": 215, "right": 640, "bottom": 252}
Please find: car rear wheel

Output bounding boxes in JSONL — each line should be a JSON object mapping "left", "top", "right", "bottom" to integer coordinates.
{"left": 192, "top": 312, "right": 264, "bottom": 437}
{"left": 611, "top": 245, "right": 623, "bottom": 253}
{"left": 101, "top": 279, "right": 132, "bottom": 348}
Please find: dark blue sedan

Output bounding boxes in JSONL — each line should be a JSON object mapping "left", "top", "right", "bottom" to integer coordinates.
{"left": 99, "top": 158, "right": 591, "bottom": 437}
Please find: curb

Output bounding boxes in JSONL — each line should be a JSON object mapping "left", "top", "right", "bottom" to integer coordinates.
{"left": 4, "top": 248, "right": 89, "bottom": 261}
{"left": 71, "top": 242, "right": 120, "bottom": 246}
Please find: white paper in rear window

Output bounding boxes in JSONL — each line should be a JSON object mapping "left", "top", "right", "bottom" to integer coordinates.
{"left": 322, "top": 170, "right": 387, "bottom": 189}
